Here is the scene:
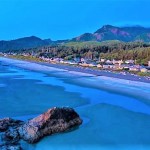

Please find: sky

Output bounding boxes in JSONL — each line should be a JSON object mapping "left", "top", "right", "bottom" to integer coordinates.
{"left": 0, "top": 0, "right": 150, "bottom": 40}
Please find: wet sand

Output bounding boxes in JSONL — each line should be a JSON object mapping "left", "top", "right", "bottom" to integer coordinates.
{"left": 0, "top": 57, "right": 150, "bottom": 83}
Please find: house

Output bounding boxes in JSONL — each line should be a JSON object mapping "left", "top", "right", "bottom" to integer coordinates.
{"left": 97, "top": 64, "right": 102, "bottom": 68}
{"left": 111, "top": 60, "right": 124, "bottom": 70}
{"left": 59, "top": 58, "right": 64, "bottom": 64}
{"left": 125, "top": 60, "right": 134, "bottom": 64}
{"left": 103, "top": 64, "right": 115, "bottom": 69}
{"left": 105, "top": 60, "right": 113, "bottom": 64}
{"left": 112, "top": 59, "right": 123, "bottom": 66}
{"left": 129, "top": 65, "right": 140, "bottom": 72}
{"left": 114, "top": 64, "right": 124, "bottom": 70}
{"left": 121, "top": 64, "right": 130, "bottom": 70}
{"left": 100, "top": 58, "right": 105, "bottom": 63}
{"left": 140, "top": 68, "right": 148, "bottom": 73}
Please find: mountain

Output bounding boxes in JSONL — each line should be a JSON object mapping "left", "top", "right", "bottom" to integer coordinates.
{"left": 0, "top": 36, "right": 51, "bottom": 52}
{"left": 72, "top": 25, "right": 150, "bottom": 42}
{"left": 1, "top": 25, "right": 150, "bottom": 52}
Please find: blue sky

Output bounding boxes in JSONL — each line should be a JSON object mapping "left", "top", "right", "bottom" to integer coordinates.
{"left": 0, "top": 0, "right": 149, "bottom": 40}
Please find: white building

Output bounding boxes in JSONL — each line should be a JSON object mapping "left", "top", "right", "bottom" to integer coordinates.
{"left": 105, "top": 60, "right": 113, "bottom": 64}
{"left": 140, "top": 68, "right": 148, "bottom": 73}
{"left": 148, "top": 61, "right": 150, "bottom": 67}
{"left": 112, "top": 59, "right": 123, "bottom": 66}
{"left": 100, "top": 58, "right": 105, "bottom": 62}
{"left": 129, "top": 65, "right": 140, "bottom": 72}
{"left": 125, "top": 60, "right": 134, "bottom": 64}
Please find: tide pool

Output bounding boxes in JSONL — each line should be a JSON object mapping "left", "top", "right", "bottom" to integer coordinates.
{"left": 0, "top": 58, "right": 150, "bottom": 150}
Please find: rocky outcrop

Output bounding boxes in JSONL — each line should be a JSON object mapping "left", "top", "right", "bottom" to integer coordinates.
{"left": 0, "top": 118, "right": 23, "bottom": 132}
{"left": 0, "top": 107, "right": 82, "bottom": 149}
{"left": 19, "top": 107, "right": 82, "bottom": 143}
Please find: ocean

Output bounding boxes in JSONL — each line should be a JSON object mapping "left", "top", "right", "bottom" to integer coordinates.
{"left": 0, "top": 58, "right": 150, "bottom": 150}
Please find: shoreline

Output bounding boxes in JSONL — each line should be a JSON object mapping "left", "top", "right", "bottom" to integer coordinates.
{"left": 38, "top": 61, "right": 150, "bottom": 83}
{"left": 0, "top": 56, "right": 150, "bottom": 84}
{"left": 1, "top": 57, "right": 150, "bottom": 150}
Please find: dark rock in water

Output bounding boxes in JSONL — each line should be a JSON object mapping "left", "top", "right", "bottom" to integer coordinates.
{"left": 0, "top": 107, "right": 82, "bottom": 148}
{"left": 3, "top": 128, "right": 20, "bottom": 144}
{"left": 19, "top": 107, "right": 82, "bottom": 143}
{"left": 0, "top": 144, "right": 22, "bottom": 150}
{"left": 0, "top": 119, "right": 23, "bottom": 148}
{"left": 0, "top": 118, "right": 23, "bottom": 132}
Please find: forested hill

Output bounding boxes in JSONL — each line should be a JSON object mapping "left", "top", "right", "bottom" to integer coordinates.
{"left": 0, "top": 25, "right": 150, "bottom": 52}
{"left": 72, "top": 25, "right": 150, "bottom": 42}
{"left": 0, "top": 36, "right": 53, "bottom": 52}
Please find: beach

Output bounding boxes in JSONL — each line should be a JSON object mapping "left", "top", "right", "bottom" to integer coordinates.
{"left": 0, "top": 57, "right": 150, "bottom": 103}
{"left": 1, "top": 57, "right": 150, "bottom": 83}
{"left": 1, "top": 57, "right": 150, "bottom": 150}
{"left": 39, "top": 62, "right": 150, "bottom": 83}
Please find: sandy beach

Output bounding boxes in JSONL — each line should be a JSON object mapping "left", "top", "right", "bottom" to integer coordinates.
{"left": 39, "top": 62, "right": 150, "bottom": 83}
{"left": 1, "top": 56, "right": 150, "bottom": 116}
{"left": 0, "top": 57, "right": 150, "bottom": 102}
{"left": 1, "top": 56, "right": 150, "bottom": 150}
{"left": 0, "top": 57, "right": 150, "bottom": 83}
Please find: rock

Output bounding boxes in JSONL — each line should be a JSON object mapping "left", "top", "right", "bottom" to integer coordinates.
{"left": 0, "top": 144, "right": 22, "bottom": 150}
{"left": 0, "top": 107, "right": 82, "bottom": 148}
{"left": 0, "top": 118, "right": 23, "bottom": 149}
{"left": 3, "top": 128, "right": 20, "bottom": 144}
{"left": 0, "top": 118, "right": 23, "bottom": 132}
{"left": 19, "top": 107, "right": 82, "bottom": 143}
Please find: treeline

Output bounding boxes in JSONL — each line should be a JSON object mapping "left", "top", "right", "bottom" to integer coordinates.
{"left": 8, "top": 41, "right": 150, "bottom": 64}
{"left": 100, "top": 47, "right": 150, "bottom": 65}
{"left": 37, "top": 41, "right": 150, "bottom": 60}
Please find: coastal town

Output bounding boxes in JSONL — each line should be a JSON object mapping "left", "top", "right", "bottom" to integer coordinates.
{"left": 1, "top": 52, "right": 150, "bottom": 77}
{"left": 39, "top": 57, "right": 150, "bottom": 73}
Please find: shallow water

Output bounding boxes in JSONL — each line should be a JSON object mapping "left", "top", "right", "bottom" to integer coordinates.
{"left": 0, "top": 58, "right": 150, "bottom": 150}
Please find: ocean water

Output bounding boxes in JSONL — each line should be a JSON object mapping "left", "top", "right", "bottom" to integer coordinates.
{"left": 0, "top": 58, "right": 150, "bottom": 150}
